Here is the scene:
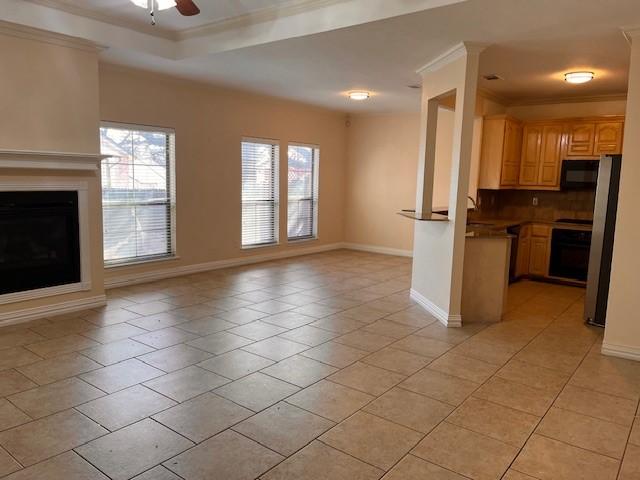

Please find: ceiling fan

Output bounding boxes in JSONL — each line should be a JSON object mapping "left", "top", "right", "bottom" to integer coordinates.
{"left": 130, "top": 0, "right": 200, "bottom": 25}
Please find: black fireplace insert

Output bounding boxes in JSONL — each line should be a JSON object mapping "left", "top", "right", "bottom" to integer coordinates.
{"left": 0, "top": 191, "right": 81, "bottom": 295}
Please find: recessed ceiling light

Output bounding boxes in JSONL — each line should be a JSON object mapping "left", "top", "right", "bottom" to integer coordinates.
{"left": 348, "top": 91, "right": 370, "bottom": 101}
{"left": 564, "top": 71, "right": 595, "bottom": 84}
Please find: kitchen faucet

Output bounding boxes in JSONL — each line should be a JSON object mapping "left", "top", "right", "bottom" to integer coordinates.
{"left": 467, "top": 196, "right": 479, "bottom": 212}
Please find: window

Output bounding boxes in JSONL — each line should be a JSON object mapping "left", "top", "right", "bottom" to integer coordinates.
{"left": 241, "top": 139, "right": 279, "bottom": 248}
{"left": 288, "top": 144, "right": 319, "bottom": 240}
{"left": 99, "top": 123, "right": 176, "bottom": 266}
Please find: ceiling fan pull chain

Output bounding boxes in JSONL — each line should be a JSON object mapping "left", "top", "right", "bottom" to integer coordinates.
{"left": 149, "top": 0, "right": 156, "bottom": 25}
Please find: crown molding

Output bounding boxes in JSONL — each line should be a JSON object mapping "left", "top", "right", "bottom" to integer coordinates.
{"left": 506, "top": 92, "right": 628, "bottom": 107}
{"left": 0, "top": 19, "right": 103, "bottom": 52}
{"left": 417, "top": 41, "right": 489, "bottom": 76}
{"left": 622, "top": 25, "right": 640, "bottom": 44}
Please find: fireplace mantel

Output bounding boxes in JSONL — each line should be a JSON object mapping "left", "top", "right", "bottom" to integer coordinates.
{"left": 0, "top": 149, "right": 109, "bottom": 171}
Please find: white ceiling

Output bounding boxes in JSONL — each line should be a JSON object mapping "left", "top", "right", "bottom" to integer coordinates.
{"left": 7, "top": 0, "right": 639, "bottom": 112}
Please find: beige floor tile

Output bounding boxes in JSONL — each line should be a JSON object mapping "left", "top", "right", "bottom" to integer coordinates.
{"left": 619, "top": 443, "right": 640, "bottom": 480}
{"left": 0, "top": 409, "right": 107, "bottom": 466}
{"left": 126, "top": 312, "right": 187, "bottom": 331}
{"left": 234, "top": 401, "right": 334, "bottom": 455}
{"left": 333, "top": 330, "right": 395, "bottom": 353}
{"left": 0, "top": 331, "right": 44, "bottom": 350}
{"left": 249, "top": 300, "right": 297, "bottom": 314}
{"left": 81, "top": 323, "right": 147, "bottom": 343}
{"left": 17, "top": 352, "right": 101, "bottom": 385}
{"left": 451, "top": 338, "right": 518, "bottom": 366}
{"left": 391, "top": 335, "right": 453, "bottom": 358}
{"left": 362, "top": 319, "right": 419, "bottom": 339}
{"left": 414, "top": 322, "right": 483, "bottom": 345}
{"left": 242, "top": 337, "right": 309, "bottom": 361}
{"left": 473, "top": 376, "right": 556, "bottom": 416}
{"left": 301, "top": 341, "right": 369, "bottom": 368}
{"left": 124, "top": 301, "right": 175, "bottom": 316}
{"left": 340, "top": 305, "right": 388, "bottom": 322}
{"left": 447, "top": 397, "right": 539, "bottom": 447}
{"left": 30, "top": 318, "right": 95, "bottom": 339}
{"left": 132, "top": 465, "right": 181, "bottom": 480}
{"left": 261, "top": 440, "right": 383, "bottom": 480}
{"left": 137, "top": 344, "right": 212, "bottom": 372}
{"left": 512, "top": 434, "right": 619, "bottom": 480}
{"left": 262, "top": 355, "right": 338, "bottom": 387}
{"left": 385, "top": 308, "right": 438, "bottom": 329}
{"left": 502, "top": 471, "right": 538, "bottom": 480}
{"left": 497, "top": 359, "right": 570, "bottom": 393}
{"left": 0, "top": 399, "right": 30, "bottom": 431}
{"left": 164, "top": 429, "right": 283, "bottom": 480}
{"left": 77, "top": 384, "right": 176, "bottom": 431}
{"left": 3, "top": 451, "right": 108, "bottom": 479}
{"left": 214, "top": 372, "right": 299, "bottom": 411}
{"left": 287, "top": 380, "right": 374, "bottom": 422}
{"left": 80, "top": 338, "right": 155, "bottom": 365}
{"left": 514, "top": 345, "right": 584, "bottom": 374}
{"left": 8, "top": 377, "right": 103, "bottom": 419}
{"left": 25, "top": 334, "right": 99, "bottom": 359}
{"left": 630, "top": 417, "right": 640, "bottom": 446}
{"left": 186, "top": 331, "right": 253, "bottom": 355}
{"left": 554, "top": 384, "right": 637, "bottom": 426}
{"left": 536, "top": 406, "right": 629, "bottom": 459}
{"left": 428, "top": 353, "right": 499, "bottom": 384}
{"left": 176, "top": 316, "right": 235, "bottom": 335}
{"left": 569, "top": 356, "right": 640, "bottom": 400}
{"left": 328, "top": 362, "right": 405, "bottom": 396}
{"left": 226, "top": 320, "right": 287, "bottom": 341}
{"left": 293, "top": 303, "right": 343, "bottom": 319}
{"left": 364, "top": 387, "right": 453, "bottom": 434}
{"left": 76, "top": 419, "right": 193, "bottom": 480}
{"left": 80, "top": 358, "right": 164, "bottom": 393}
{"left": 261, "top": 311, "right": 316, "bottom": 329}
{"left": 321, "top": 411, "right": 422, "bottom": 470}
{"left": 153, "top": 392, "right": 252, "bottom": 442}
{"left": 0, "top": 446, "right": 20, "bottom": 477}
{"left": 412, "top": 422, "right": 519, "bottom": 480}
{"left": 362, "top": 347, "right": 431, "bottom": 376}
{"left": 132, "top": 326, "right": 198, "bottom": 349}
{"left": 310, "top": 315, "right": 367, "bottom": 334}
{"left": 382, "top": 455, "right": 466, "bottom": 479}
{"left": 0, "top": 370, "right": 37, "bottom": 397}
{"left": 198, "top": 349, "right": 274, "bottom": 379}
{"left": 144, "top": 365, "right": 229, "bottom": 402}
{"left": 278, "top": 325, "right": 339, "bottom": 346}
{"left": 217, "top": 307, "right": 270, "bottom": 324}
{"left": 0, "top": 348, "right": 42, "bottom": 371}
{"left": 400, "top": 368, "right": 479, "bottom": 406}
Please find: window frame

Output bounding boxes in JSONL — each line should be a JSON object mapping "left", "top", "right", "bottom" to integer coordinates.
{"left": 287, "top": 142, "right": 320, "bottom": 242}
{"left": 240, "top": 137, "right": 280, "bottom": 249}
{"left": 99, "top": 121, "right": 177, "bottom": 268}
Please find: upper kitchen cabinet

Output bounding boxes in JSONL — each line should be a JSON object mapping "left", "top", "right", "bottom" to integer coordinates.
{"left": 566, "top": 117, "right": 624, "bottom": 157}
{"left": 519, "top": 123, "right": 563, "bottom": 188}
{"left": 478, "top": 115, "right": 523, "bottom": 189}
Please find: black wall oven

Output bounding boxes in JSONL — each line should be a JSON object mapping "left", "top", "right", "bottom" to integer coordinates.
{"left": 561, "top": 160, "right": 599, "bottom": 189}
{"left": 549, "top": 228, "right": 592, "bottom": 282}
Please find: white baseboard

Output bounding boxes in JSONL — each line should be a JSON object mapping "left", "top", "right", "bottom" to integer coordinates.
{"left": 105, "top": 243, "right": 345, "bottom": 289}
{"left": 0, "top": 294, "right": 107, "bottom": 327}
{"left": 410, "top": 288, "right": 462, "bottom": 327}
{"left": 343, "top": 242, "right": 413, "bottom": 258}
{"left": 601, "top": 342, "right": 640, "bottom": 362}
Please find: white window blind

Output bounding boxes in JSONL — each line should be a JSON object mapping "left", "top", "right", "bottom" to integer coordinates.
{"left": 242, "top": 139, "right": 279, "bottom": 247}
{"left": 99, "top": 123, "right": 176, "bottom": 266}
{"left": 288, "top": 144, "right": 319, "bottom": 240}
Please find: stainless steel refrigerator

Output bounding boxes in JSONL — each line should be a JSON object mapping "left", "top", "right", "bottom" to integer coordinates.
{"left": 585, "top": 154, "right": 622, "bottom": 327}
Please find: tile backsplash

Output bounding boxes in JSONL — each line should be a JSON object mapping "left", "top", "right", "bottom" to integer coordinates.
{"left": 475, "top": 189, "right": 596, "bottom": 222}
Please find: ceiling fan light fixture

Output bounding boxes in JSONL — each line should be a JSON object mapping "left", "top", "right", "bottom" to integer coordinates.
{"left": 564, "top": 71, "right": 594, "bottom": 84}
{"left": 130, "top": 0, "right": 177, "bottom": 11}
{"left": 348, "top": 91, "right": 370, "bottom": 101}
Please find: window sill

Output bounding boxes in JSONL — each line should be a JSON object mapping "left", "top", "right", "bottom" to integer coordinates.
{"left": 104, "top": 255, "right": 180, "bottom": 270}
{"left": 241, "top": 242, "right": 280, "bottom": 251}
{"left": 287, "top": 237, "right": 318, "bottom": 244}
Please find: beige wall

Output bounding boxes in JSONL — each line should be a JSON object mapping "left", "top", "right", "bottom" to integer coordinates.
{"left": 0, "top": 26, "right": 104, "bottom": 318}
{"left": 603, "top": 38, "right": 640, "bottom": 359}
{"left": 99, "top": 65, "right": 347, "bottom": 284}
{"left": 344, "top": 113, "right": 420, "bottom": 253}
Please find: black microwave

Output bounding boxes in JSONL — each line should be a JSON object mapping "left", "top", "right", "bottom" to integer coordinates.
{"left": 560, "top": 160, "right": 599, "bottom": 189}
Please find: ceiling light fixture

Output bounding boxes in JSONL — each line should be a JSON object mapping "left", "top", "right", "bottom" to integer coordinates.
{"left": 130, "top": 0, "right": 176, "bottom": 11}
{"left": 564, "top": 71, "right": 595, "bottom": 84}
{"left": 348, "top": 91, "right": 370, "bottom": 101}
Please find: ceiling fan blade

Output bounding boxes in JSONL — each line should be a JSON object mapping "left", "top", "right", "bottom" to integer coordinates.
{"left": 175, "top": 0, "right": 200, "bottom": 16}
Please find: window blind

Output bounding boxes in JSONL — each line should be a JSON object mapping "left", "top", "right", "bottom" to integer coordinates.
{"left": 99, "top": 124, "right": 176, "bottom": 265}
{"left": 288, "top": 144, "right": 319, "bottom": 240}
{"left": 241, "top": 139, "right": 279, "bottom": 247}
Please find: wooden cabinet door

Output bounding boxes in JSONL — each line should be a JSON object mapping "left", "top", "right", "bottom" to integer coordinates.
{"left": 519, "top": 125, "right": 542, "bottom": 185}
{"left": 515, "top": 226, "right": 531, "bottom": 277}
{"left": 538, "top": 125, "right": 563, "bottom": 186}
{"left": 594, "top": 122, "right": 624, "bottom": 155}
{"left": 529, "top": 236, "right": 549, "bottom": 276}
{"left": 500, "top": 120, "right": 523, "bottom": 186}
{"left": 567, "top": 123, "right": 595, "bottom": 156}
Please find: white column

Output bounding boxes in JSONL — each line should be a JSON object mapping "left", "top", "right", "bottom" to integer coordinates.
{"left": 602, "top": 28, "right": 640, "bottom": 361}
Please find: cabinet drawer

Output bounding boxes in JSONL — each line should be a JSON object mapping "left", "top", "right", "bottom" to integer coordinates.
{"left": 531, "top": 225, "right": 551, "bottom": 237}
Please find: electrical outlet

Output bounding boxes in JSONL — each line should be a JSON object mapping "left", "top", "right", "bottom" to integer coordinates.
{"left": 532, "top": 196, "right": 539, "bottom": 206}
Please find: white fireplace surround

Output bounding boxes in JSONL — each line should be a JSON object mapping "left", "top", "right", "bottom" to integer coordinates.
{"left": 0, "top": 149, "right": 106, "bottom": 306}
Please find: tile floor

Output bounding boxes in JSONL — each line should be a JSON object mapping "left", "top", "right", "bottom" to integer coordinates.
{"left": 0, "top": 250, "right": 637, "bottom": 479}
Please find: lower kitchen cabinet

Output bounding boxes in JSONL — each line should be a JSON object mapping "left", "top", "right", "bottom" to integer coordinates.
{"left": 529, "top": 236, "right": 550, "bottom": 276}
{"left": 514, "top": 224, "right": 551, "bottom": 278}
{"left": 515, "top": 225, "right": 531, "bottom": 277}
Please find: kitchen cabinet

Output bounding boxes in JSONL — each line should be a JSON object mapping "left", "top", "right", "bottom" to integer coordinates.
{"left": 528, "top": 225, "right": 551, "bottom": 277}
{"left": 515, "top": 225, "right": 531, "bottom": 277}
{"left": 478, "top": 115, "right": 523, "bottom": 189}
{"left": 566, "top": 118, "right": 624, "bottom": 157}
{"left": 567, "top": 123, "right": 596, "bottom": 156}
{"left": 518, "top": 124, "right": 563, "bottom": 188}
{"left": 594, "top": 121, "right": 624, "bottom": 155}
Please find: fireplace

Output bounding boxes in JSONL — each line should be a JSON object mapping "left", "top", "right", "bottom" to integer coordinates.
{"left": 0, "top": 191, "right": 81, "bottom": 295}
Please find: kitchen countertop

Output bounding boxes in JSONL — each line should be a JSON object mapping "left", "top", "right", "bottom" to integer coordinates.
{"left": 467, "top": 218, "right": 593, "bottom": 232}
